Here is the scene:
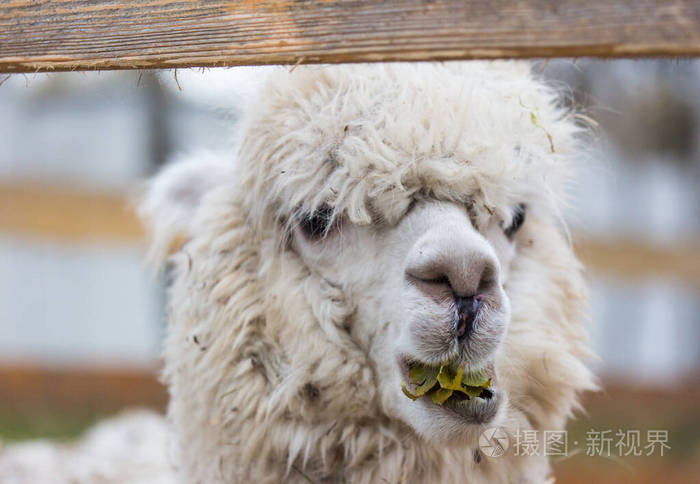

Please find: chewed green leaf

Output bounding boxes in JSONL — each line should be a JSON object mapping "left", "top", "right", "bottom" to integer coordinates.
{"left": 402, "top": 361, "right": 490, "bottom": 403}
{"left": 401, "top": 383, "right": 419, "bottom": 400}
{"left": 437, "top": 363, "right": 465, "bottom": 391}
{"left": 413, "top": 379, "right": 438, "bottom": 397}
{"left": 461, "top": 369, "right": 490, "bottom": 388}
{"left": 463, "top": 386, "right": 486, "bottom": 398}
{"left": 409, "top": 363, "right": 439, "bottom": 385}
{"left": 430, "top": 387, "right": 453, "bottom": 405}
{"left": 408, "top": 363, "right": 439, "bottom": 397}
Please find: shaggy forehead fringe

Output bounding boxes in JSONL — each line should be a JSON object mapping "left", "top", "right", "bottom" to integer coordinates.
{"left": 233, "top": 61, "right": 584, "bottom": 238}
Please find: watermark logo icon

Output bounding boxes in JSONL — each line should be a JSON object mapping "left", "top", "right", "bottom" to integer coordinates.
{"left": 479, "top": 427, "right": 509, "bottom": 457}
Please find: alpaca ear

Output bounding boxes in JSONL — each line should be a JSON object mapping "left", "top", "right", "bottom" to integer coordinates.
{"left": 139, "top": 150, "right": 233, "bottom": 270}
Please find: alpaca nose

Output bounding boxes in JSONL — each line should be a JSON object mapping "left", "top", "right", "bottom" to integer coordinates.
{"left": 405, "top": 245, "right": 498, "bottom": 301}
{"left": 455, "top": 295, "right": 482, "bottom": 341}
{"left": 406, "top": 244, "right": 496, "bottom": 342}
{"left": 404, "top": 211, "right": 501, "bottom": 342}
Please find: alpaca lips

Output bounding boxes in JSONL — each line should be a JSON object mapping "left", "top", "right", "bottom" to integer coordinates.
{"left": 401, "top": 362, "right": 491, "bottom": 405}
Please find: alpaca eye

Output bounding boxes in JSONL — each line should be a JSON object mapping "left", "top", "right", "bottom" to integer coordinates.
{"left": 297, "top": 205, "right": 335, "bottom": 240}
{"left": 504, "top": 204, "right": 526, "bottom": 239}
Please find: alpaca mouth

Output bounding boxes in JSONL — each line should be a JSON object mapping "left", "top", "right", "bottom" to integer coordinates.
{"left": 399, "top": 357, "right": 500, "bottom": 424}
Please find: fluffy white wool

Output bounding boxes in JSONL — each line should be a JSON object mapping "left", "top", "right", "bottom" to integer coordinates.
{"left": 139, "top": 149, "right": 236, "bottom": 266}
{"left": 0, "top": 62, "right": 596, "bottom": 484}
{"left": 0, "top": 410, "right": 175, "bottom": 484}
{"left": 149, "top": 62, "right": 596, "bottom": 483}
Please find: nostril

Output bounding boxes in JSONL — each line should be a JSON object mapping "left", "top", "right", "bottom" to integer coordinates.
{"left": 477, "top": 264, "right": 497, "bottom": 295}
{"left": 405, "top": 262, "right": 452, "bottom": 290}
{"left": 423, "top": 275, "right": 450, "bottom": 286}
{"left": 455, "top": 295, "right": 482, "bottom": 341}
{"left": 405, "top": 270, "right": 454, "bottom": 304}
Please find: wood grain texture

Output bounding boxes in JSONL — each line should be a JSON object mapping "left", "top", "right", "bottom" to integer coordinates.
{"left": 1, "top": 0, "right": 699, "bottom": 73}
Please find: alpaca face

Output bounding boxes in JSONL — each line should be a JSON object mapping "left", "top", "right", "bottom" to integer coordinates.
{"left": 291, "top": 196, "right": 520, "bottom": 440}
{"left": 218, "top": 62, "right": 594, "bottom": 449}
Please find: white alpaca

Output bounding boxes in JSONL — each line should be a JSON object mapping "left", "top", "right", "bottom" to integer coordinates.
{"left": 0, "top": 62, "right": 596, "bottom": 483}
{"left": 144, "top": 62, "right": 596, "bottom": 483}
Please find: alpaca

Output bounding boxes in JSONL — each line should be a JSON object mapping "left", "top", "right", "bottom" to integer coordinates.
{"left": 139, "top": 62, "right": 596, "bottom": 483}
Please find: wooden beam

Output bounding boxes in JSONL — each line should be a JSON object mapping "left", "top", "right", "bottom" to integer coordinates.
{"left": 575, "top": 238, "right": 700, "bottom": 286}
{"left": 1, "top": 0, "right": 699, "bottom": 73}
{"left": 0, "top": 365, "right": 166, "bottom": 413}
{"left": 0, "top": 181, "right": 144, "bottom": 243}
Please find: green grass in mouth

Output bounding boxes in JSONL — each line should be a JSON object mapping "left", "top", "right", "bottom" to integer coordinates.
{"left": 401, "top": 361, "right": 491, "bottom": 405}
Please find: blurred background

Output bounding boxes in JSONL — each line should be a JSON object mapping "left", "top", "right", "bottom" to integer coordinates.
{"left": 0, "top": 60, "right": 698, "bottom": 483}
